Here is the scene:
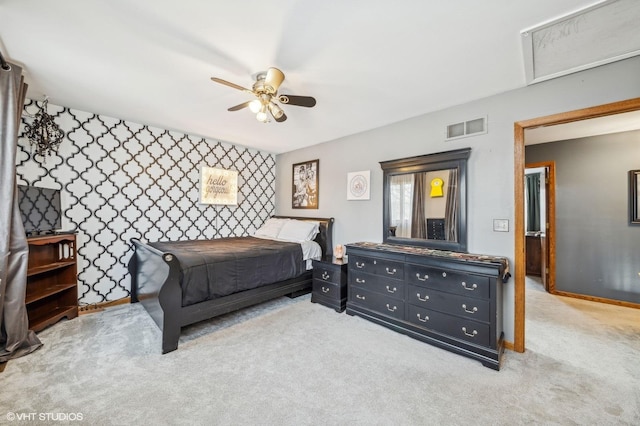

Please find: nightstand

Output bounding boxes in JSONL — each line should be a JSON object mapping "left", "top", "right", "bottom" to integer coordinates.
{"left": 311, "top": 256, "right": 348, "bottom": 312}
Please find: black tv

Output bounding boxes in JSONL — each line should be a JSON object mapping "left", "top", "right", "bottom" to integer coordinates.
{"left": 17, "top": 185, "right": 63, "bottom": 235}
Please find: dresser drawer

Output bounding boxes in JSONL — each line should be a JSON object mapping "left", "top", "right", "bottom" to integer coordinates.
{"left": 407, "top": 305, "right": 491, "bottom": 346}
{"left": 349, "top": 255, "right": 404, "bottom": 280}
{"left": 348, "top": 286, "right": 404, "bottom": 320}
{"left": 349, "top": 271, "right": 404, "bottom": 299}
{"left": 406, "top": 264, "right": 490, "bottom": 299}
{"left": 313, "top": 264, "right": 342, "bottom": 285}
{"left": 407, "top": 284, "right": 490, "bottom": 323}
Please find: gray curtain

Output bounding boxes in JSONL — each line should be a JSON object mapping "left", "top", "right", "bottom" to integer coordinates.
{"left": 411, "top": 172, "right": 427, "bottom": 239}
{"left": 526, "top": 173, "right": 541, "bottom": 232}
{"left": 445, "top": 169, "right": 458, "bottom": 241}
{"left": 0, "top": 60, "right": 42, "bottom": 363}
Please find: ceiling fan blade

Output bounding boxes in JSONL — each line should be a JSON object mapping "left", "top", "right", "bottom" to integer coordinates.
{"left": 228, "top": 101, "right": 252, "bottom": 112}
{"left": 278, "top": 95, "right": 316, "bottom": 108}
{"left": 264, "top": 67, "right": 285, "bottom": 93}
{"left": 211, "top": 77, "right": 253, "bottom": 94}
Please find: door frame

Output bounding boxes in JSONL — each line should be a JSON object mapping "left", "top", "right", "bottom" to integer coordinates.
{"left": 513, "top": 97, "right": 640, "bottom": 353}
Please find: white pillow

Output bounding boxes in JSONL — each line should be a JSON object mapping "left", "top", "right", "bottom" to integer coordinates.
{"left": 277, "top": 220, "right": 319, "bottom": 242}
{"left": 254, "top": 218, "right": 289, "bottom": 239}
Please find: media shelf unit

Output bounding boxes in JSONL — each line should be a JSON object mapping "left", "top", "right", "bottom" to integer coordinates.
{"left": 26, "top": 233, "right": 78, "bottom": 331}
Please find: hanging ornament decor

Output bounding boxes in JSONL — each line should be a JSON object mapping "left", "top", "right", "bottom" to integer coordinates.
{"left": 24, "top": 97, "right": 65, "bottom": 158}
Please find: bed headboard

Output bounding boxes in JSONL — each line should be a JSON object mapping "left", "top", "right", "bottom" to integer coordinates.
{"left": 272, "top": 216, "right": 335, "bottom": 258}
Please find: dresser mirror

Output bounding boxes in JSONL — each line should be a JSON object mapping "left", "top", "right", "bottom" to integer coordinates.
{"left": 380, "top": 148, "right": 470, "bottom": 252}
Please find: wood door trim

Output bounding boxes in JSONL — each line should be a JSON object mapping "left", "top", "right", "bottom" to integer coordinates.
{"left": 513, "top": 97, "right": 640, "bottom": 353}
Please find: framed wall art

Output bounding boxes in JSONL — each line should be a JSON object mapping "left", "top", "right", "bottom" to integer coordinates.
{"left": 292, "top": 159, "right": 319, "bottom": 209}
{"left": 630, "top": 169, "right": 640, "bottom": 225}
{"left": 200, "top": 166, "right": 238, "bottom": 205}
{"left": 347, "top": 170, "right": 370, "bottom": 200}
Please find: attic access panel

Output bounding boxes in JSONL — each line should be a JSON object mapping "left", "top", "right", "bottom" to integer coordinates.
{"left": 521, "top": 0, "right": 640, "bottom": 84}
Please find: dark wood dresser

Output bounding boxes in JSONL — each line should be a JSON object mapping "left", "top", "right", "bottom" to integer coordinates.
{"left": 345, "top": 242, "right": 509, "bottom": 370}
{"left": 311, "top": 256, "right": 348, "bottom": 312}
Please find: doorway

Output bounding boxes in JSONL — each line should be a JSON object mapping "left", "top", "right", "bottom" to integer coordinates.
{"left": 524, "top": 162, "right": 555, "bottom": 293}
{"left": 512, "top": 97, "right": 640, "bottom": 353}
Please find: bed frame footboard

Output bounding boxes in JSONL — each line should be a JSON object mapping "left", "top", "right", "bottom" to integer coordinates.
{"left": 129, "top": 239, "right": 183, "bottom": 353}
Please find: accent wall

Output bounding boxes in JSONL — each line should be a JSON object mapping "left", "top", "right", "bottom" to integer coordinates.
{"left": 16, "top": 100, "right": 276, "bottom": 305}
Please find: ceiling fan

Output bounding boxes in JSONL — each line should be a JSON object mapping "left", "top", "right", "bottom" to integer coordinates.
{"left": 211, "top": 67, "right": 316, "bottom": 123}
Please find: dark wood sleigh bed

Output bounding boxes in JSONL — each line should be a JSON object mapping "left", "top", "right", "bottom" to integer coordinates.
{"left": 128, "top": 216, "right": 334, "bottom": 353}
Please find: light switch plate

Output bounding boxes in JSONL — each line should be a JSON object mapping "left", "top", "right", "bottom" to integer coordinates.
{"left": 493, "top": 219, "right": 509, "bottom": 232}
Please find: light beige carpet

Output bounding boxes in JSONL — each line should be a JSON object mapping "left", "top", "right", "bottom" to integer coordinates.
{"left": 1, "top": 278, "right": 639, "bottom": 425}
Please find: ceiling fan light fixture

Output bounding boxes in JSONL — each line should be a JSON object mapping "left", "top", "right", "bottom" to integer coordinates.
{"left": 256, "top": 104, "right": 268, "bottom": 122}
{"left": 256, "top": 111, "right": 268, "bottom": 122}
{"left": 264, "top": 67, "right": 285, "bottom": 94}
{"left": 249, "top": 99, "right": 261, "bottom": 113}
{"left": 268, "top": 102, "right": 284, "bottom": 119}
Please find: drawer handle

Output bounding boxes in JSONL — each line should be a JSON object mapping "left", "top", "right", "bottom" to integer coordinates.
{"left": 322, "top": 286, "right": 330, "bottom": 294}
{"left": 416, "top": 273, "right": 429, "bottom": 281}
{"left": 386, "top": 267, "right": 397, "bottom": 275}
{"left": 385, "top": 285, "right": 397, "bottom": 293}
{"left": 386, "top": 304, "right": 397, "bottom": 312}
{"left": 462, "top": 304, "right": 478, "bottom": 314}
{"left": 356, "top": 278, "right": 366, "bottom": 284}
{"left": 416, "top": 313, "right": 429, "bottom": 322}
{"left": 356, "top": 262, "right": 365, "bottom": 269}
{"left": 442, "top": 272, "right": 447, "bottom": 277}
{"left": 416, "top": 293, "right": 429, "bottom": 301}
{"left": 321, "top": 271, "right": 330, "bottom": 280}
{"left": 462, "top": 327, "right": 478, "bottom": 337}
{"left": 356, "top": 294, "right": 366, "bottom": 300}
{"left": 461, "top": 282, "right": 477, "bottom": 291}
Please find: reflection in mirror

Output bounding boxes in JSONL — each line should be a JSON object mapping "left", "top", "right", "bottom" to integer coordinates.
{"left": 381, "top": 148, "right": 470, "bottom": 252}
{"left": 389, "top": 169, "right": 457, "bottom": 241}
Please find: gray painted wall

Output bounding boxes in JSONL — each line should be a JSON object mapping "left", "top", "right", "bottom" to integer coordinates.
{"left": 526, "top": 131, "right": 640, "bottom": 303}
{"left": 275, "top": 55, "right": 640, "bottom": 342}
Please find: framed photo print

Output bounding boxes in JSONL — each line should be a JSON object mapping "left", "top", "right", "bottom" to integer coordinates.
{"left": 292, "top": 159, "right": 319, "bottom": 209}
{"left": 200, "top": 166, "right": 238, "bottom": 205}
{"left": 347, "top": 170, "right": 371, "bottom": 200}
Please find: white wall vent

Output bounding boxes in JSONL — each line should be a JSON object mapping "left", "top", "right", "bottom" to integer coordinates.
{"left": 521, "top": 0, "right": 640, "bottom": 84}
{"left": 445, "top": 116, "right": 487, "bottom": 141}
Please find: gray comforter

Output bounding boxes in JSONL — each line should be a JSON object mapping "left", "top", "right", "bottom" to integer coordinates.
{"left": 150, "top": 237, "right": 305, "bottom": 307}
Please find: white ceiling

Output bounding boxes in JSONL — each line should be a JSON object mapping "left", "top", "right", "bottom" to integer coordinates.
{"left": 0, "top": 0, "right": 616, "bottom": 154}
{"left": 525, "top": 110, "right": 640, "bottom": 145}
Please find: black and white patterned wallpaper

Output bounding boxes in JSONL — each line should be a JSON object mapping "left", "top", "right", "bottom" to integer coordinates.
{"left": 16, "top": 99, "right": 276, "bottom": 305}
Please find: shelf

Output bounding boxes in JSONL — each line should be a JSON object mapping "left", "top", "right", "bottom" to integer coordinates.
{"left": 26, "top": 233, "right": 78, "bottom": 332}
{"left": 26, "top": 282, "right": 77, "bottom": 305}
{"left": 29, "top": 306, "right": 78, "bottom": 333}
{"left": 27, "top": 260, "right": 76, "bottom": 277}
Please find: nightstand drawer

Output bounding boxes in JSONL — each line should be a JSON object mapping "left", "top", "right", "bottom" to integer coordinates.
{"left": 313, "top": 266, "right": 341, "bottom": 284}
{"left": 312, "top": 280, "right": 343, "bottom": 300}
